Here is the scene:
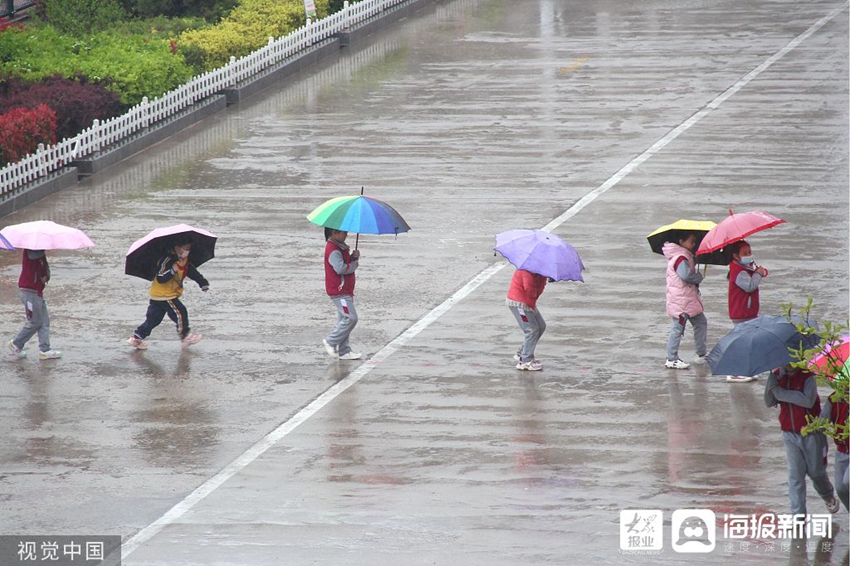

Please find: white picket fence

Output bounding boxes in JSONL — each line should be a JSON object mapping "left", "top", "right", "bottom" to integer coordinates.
{"left": 0, "top": 0, "right": 412, "bottom": 199}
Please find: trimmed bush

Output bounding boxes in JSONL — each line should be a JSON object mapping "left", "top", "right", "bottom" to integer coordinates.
{"left": 0, "top": 25, "right": 194, "bottom": 106}
{"left": 0, "top": 74, "right": 123, "bottom": 141}
{"left": 0, "top": 104, "right": 57, "bottom": 164}
{"left": 43, "top": 0, "right": 128, "bottom": 35}
{"left": 179, "top": 0, "right": 329, "bottom": 71}
{"left": 119, "top": 0, "right": 238, "bottom": 21}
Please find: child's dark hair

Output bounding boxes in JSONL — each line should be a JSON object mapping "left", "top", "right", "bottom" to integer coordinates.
{"left": 729, "top": 240, "right": 749, "bottom": 256}
{"left": 667, "top": 230, "right": 696, "bottom": 244}
{"left": 324, "top": 227, "right": 334, "bottom": 241}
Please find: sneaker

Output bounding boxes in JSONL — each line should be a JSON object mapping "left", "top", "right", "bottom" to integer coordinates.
{"left": 516, "top": 359, "right": 543, "bottom": 371}
{"left": 665, "top": 359, "right": 690, "bottom": 369}
{"left": 7, "top": 340, "right": 26, "bottom": 359}
{"left": 322, "top": 339, "right": 338, "bottom": 358}
{"left": 181, "top": 333, "right": 202, "bottom": 347}
{"left": 38, "top": 350, "right": 62, "bottom": 360}
{"left": 693, "top": 354, "right": 708, "bottom": 364}
{"left": 338, "top": 351, "right": 362, "bottom": 360}
{"left": 825, "top": 495, "right": 841, "bottom": 514}
{"left": 726, "top": 375, "right": 756, "bottom": 383}
{"left": 126, "top": 336, "right": 148, "bottom": 350}
{"left": 513, "top": 349, "right": 522, "bottom": 362}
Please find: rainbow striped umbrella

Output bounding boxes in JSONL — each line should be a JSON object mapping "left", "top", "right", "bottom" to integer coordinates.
{"left": 307, "top": 194, "right": 410, "bottom": 236}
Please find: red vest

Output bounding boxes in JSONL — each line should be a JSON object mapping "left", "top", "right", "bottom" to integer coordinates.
{"left": 830, "top": 399, "right": 849, "bottom": 454}
{"left": 324, "top": 240, "right": 355, "bottom": 296}
{"left": 18, "top": 252, "right": 49, "bottom": 296}
{"left": 728, "top": 261, "right": 759, "bottom": 320}
{"left": 776, "top": 369, "right": 820, "bottom": 433}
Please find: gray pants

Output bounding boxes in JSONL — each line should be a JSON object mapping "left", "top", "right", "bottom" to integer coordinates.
{"left": 12, "top": 289, "right": 51, "bottom": 353}
{"left": 782, "top": 431, "right": 835, "bottom": 515}
{"left": 666, "top": 312, "right": 707, "bottom": 361}
{"left": 836, "top": 451, "right": 849, "bottom": 511}
{"left": 509, "top": 306, "right": 546, "bottom": 362}
{"left": 326, "top": 295, "right": 358, "bottom": 356}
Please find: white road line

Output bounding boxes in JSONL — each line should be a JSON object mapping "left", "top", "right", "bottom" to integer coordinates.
{"left": 121, "top": 4, "right": 847, "bottom": 558}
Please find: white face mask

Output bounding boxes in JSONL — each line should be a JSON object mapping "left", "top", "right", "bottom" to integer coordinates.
{"left": 739, "top": 255, "right": 754, "bottom": 265}
{"left": 178, "top": 249, "right": 190, "bottom": 259}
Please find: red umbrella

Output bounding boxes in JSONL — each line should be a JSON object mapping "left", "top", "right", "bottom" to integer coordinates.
{"left": 697, "top": 210, "right": 785, "bottom": 255}
{"left": 810, "top": 336, "right": 849, "bottom": 380}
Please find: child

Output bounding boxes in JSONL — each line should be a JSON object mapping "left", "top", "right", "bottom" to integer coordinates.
{"left": 725, "top": 240, "right": 769, "bottom": 383}
{"left": 7, "top": 249, "right": 62, "bottom": 360}
{"left": 661, "top": 232, "right": 707, "bottom": 369}
{"left": 322, "top": 228, "right": 361, "bottom": 360}
{"left": 764, "top": 364, "right": 840, "bottom": 516}
{"left": 506, "top": 268, "right": 547, "bottom": 371}
{"left": 822, "top": 392, "right": 849, "bottom": 511}
{"left": 127, "top": 237, "right": 207, "bottom": 350}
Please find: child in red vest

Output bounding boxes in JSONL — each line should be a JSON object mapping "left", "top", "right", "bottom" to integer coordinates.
{"left": 822, "top": 392, "right": 849, "bottom": 511}
{"left": 322, "top": 228, "right": 361, "bottom": 360}
{"left": 725, "top": 240, "right": 768, "bottom": 383}
{"left": 764, "top": 365, "right": 840, "bottom": 515}
{"left": 7, "top": 249, "right": 62, "bottom": 360}
{"left": 506, "top": 268, "right": 547, "bottom": 371}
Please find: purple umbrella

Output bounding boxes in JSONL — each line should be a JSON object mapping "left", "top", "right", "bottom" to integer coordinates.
{"left": 494, "top": 229, "right": 585, "bottom": 282}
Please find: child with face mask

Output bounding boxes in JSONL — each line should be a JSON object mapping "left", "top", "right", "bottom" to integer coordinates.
{"left": 127, "top": 236, "right": 208, "bottom": 350}
{"left": 725, "top": 240, "right": 768, "bottom": 383}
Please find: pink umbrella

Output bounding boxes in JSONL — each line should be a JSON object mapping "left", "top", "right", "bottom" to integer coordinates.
{"left": 0, "top": 220, "right": 95, "bottom": 250}
{"left": 810, "top": 336, "right": 850, "bottom": 381}
{"left": 697, "top": 210, "right": 785, "bottom": 255}
{"left": 125, "top": 224, "right": 217, "bottom": 281}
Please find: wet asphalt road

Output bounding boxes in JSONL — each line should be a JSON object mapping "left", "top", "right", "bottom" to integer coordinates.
{"left": 0, "top": 0, "right": 848, "bottom": 564}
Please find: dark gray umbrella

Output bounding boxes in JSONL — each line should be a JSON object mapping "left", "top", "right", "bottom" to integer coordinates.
{"left": 707, "top": 315, "right": 820, "bottom": 377}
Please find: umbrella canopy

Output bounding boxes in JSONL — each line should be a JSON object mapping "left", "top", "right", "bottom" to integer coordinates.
{"left": 810, "top": 336, "right": 850, "bottom": 380}
{"left": 0, "top": 220, "right": 94, "bottom": 250}
{"left": 707, "top": 315, "right": 821, "bottom": 377}
{"left": 125, "top": 224, "right": 217, "bottom": 281}
{"left": 697, "top": 210, "right": 785, "bottom": 255}
{"left": 646, "top": 219, "right": 728, "bottom": 265}
{"left": 494, "top": 229, "right": 585, "bottom": 282}
{"left": 0, "top": 232, "right": 14, "bottom": 250}
{"left": 307, "top": 195, "right": 410, "bottom": 235}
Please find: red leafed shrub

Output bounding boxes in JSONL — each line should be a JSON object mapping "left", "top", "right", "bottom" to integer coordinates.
{"left": 0, "top": 104, "right": 57, "bottom": 165}
{"left": 0, "top": 74, "right": 124, "bottom": 141}
{"left": 0, "top": 19, "right": 24, "bottom": 32}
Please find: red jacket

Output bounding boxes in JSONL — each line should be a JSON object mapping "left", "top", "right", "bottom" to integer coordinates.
{"left": 324, "top": 240, "right": 355, "bottom": 296}
{"left": 776, "top": 369, "right": 820, "bottom": 433}
{"left": 18, "top": 251, "right": 49, "bottom": 296}
{"left": 828, "top": 398, "right": 849, "bottom": 454}
{"left": 507, "top": 269, "right": 547, "bottom": 310}
{"left": 728, "top": 261, "right": 759, "bottom": 320}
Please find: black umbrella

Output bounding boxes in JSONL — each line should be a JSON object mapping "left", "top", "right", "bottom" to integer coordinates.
{"left": 125, "top": 224, "right": 217, "bottom": 281}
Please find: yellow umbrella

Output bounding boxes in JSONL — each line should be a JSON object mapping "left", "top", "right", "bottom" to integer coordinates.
{"left": 646, "top": 219, "right": 728, "bottom": 265}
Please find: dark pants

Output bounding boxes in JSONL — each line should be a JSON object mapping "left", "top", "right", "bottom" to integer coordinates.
{"left": 134, "top": 299, "right": 190, "bottom": 339}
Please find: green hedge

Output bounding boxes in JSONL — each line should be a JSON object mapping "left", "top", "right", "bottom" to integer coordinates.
{"left": 179, "top": 0, "right": 330, "bottom": 71}
{"left": 0, "top": 25, "right": 194, "bottom": 106}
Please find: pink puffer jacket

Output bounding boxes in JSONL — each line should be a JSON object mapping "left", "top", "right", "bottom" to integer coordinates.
{"left": 662, "top": 242, "right": 704, "bottom": 318}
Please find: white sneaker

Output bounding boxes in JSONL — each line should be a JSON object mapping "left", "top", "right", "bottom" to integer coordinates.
{"left": 322, "top": 339, "right": 338, "bottom": 358}
{"left": 339, "top": 351, "right": 362, "bottom": 360}
{"left": 665, "top": 359, "right": 690, "bottom": 369}
{"left": 726, "top": 375, "right": 755, "bottom": 383}
{"left": 181, "top": 333, "right": 202, "bottom": 347}
{"left": 7, "top": 340, "right": 26, "bottom": 359}
{"left": 513, "top": 349, "right": 522, "bottom": 362}
{"left": 516, "top": 359, "right": 543, "bottom": 371}
{"left": 825, "top": 495, "right": 841, "bottom": 514}
{"left": 693, "top": 354, "right": 708, "bottom": 364}
{"left": 38, "top": 350, "right": 62, "bottom": 360}
{"left": 127, "top": 336, "right": 148, "bottom": 350}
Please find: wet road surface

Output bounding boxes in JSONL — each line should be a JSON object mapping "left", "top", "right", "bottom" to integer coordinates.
{"left": 0, "top": 0, "right": 848, "bottom": 564}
